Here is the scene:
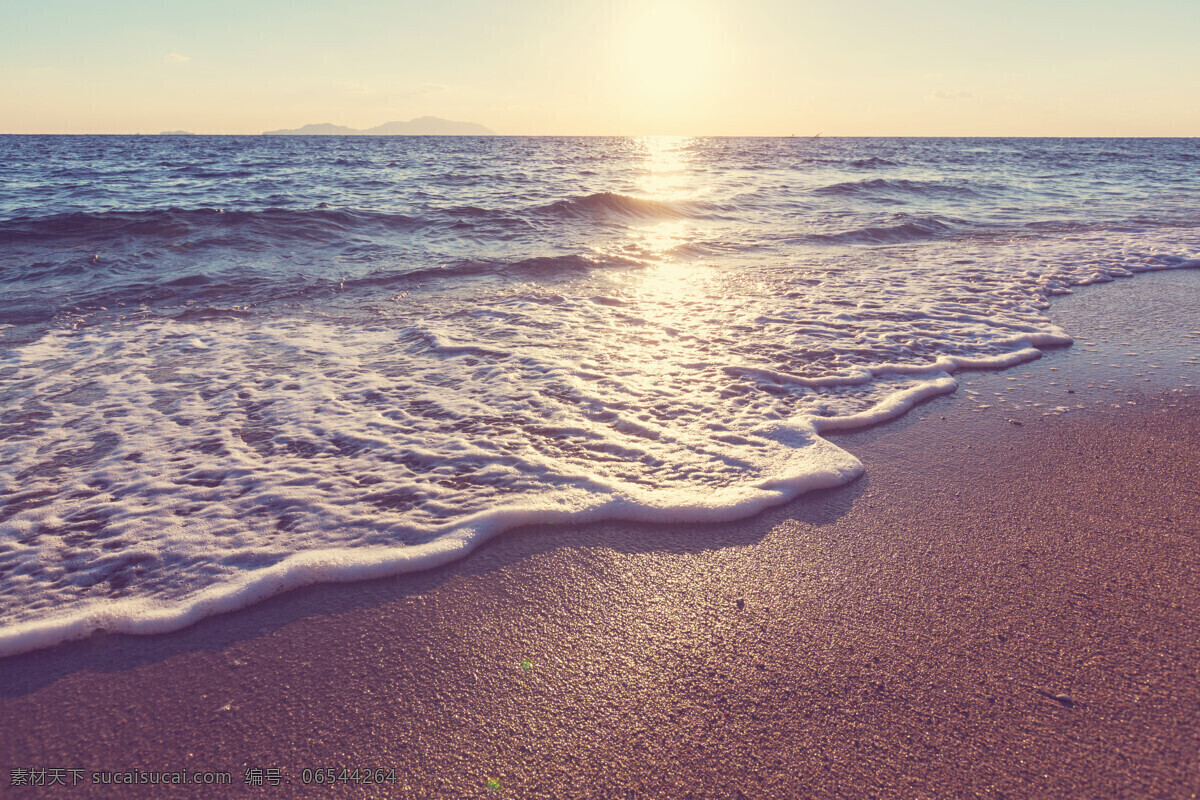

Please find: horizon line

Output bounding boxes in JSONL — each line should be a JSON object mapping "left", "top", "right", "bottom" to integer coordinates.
{"left": 3, "top": 132, "right": 1199, "bottom": 139}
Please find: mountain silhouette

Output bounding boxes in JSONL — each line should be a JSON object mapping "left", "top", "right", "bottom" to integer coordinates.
{"left": 263, "top": 117, "right": 494, "bottom": 136}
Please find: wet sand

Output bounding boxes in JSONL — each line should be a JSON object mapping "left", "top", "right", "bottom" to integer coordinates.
{"left": 2, "top": 270, "right": 1199, "bottom": 799}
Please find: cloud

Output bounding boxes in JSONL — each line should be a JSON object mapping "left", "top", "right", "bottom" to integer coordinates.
{"left": 164, "top": 53, "right": 191, "bottom": 64}
{"left": 929, "top": 89, "right": 974, "bottom": 101}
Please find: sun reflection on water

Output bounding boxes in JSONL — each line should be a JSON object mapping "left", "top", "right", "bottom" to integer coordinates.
{"left": 627, "top": 136, "right": 714, "bottom": 303}
{"left": 636, "top": 135, "right": 698, "bottom": 201}
{"left": 577, "top": 136, "right": 735, "bottom": 406}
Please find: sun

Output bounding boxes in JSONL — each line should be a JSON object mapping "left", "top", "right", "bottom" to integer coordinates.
{"left": 612, "top": 2, "right": 727, "bottom": 127}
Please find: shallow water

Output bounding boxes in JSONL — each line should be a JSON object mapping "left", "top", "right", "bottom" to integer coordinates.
{"left": 1, "top": 135, "right": 1197, "bottom": 654}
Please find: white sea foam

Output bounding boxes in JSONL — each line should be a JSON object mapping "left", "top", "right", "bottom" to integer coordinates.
{"left": 2, "top": 248, "right": 1191, "bottom": 657}
{"left": 1, "top": 136, "right": 1198, "bottom": 656}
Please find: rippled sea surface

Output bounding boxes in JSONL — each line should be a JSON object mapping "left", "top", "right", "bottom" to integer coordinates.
{"left": 2, "top": 135, "right": 1198, "bottom": 653}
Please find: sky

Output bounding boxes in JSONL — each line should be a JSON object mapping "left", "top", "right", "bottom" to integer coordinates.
{"left": 2, "top": 0, "right": 1198, "bottom": 136}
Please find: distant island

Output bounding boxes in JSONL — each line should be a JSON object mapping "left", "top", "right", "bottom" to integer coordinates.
{"left": 263, "top": 117, "right": 495, "bottom": 136}
{"left": 158, "top": 130, "right": 196, "bottom": 136}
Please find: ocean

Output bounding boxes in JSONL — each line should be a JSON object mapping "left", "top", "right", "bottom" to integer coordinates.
{"left": 1, "top": 135, "right": 1197, "bottom": 656}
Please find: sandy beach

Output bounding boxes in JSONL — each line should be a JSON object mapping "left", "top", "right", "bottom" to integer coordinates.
{"left": 2, "top": 269, "right": 1199, "bottom": 799}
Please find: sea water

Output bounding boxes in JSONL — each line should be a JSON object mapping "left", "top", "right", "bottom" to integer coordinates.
{"left": 1, "top": 135, "right": 1197, "bottom": 655}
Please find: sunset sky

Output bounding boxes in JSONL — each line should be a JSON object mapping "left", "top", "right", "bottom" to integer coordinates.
{"left": 3, "top": 0, "right": 1197, "bottom": 136}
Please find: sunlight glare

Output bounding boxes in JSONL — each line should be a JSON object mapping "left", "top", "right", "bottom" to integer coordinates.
{"left": 637, "top": 135, "right": 695, "bottom": 199}
{"left": 614, "top": 3, "right": 724, "bottom": 125}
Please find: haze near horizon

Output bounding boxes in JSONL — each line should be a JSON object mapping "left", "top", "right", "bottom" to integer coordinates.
{"left": 2, "top": 0, "right": 1198, "bottom": 136}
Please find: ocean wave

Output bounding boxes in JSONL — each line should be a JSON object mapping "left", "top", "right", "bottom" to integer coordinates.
{"left": 334, "top": 254, "right": 608, "bottom": 288}
{"left": 535, "top": 192, "right": 723, "bottom": 221}
{"left": 506, "top": 254, "right": 599, "bottom": 275}
{"left": 813, "top": 178, "right": 980, "bottom": 199}
{"left": 168, "top": 305, "right": 257, "bottom": 322}
{"left": 807, "top": 215, "right": 956, "bottom": 244}
{"left": 172, "top": 167, "right": 259, "bottom": 179}
{"left": 0, "top": 207, "right": 427, "bottom": 247}
{"left": 847, "top": 157, "right": 899, "bottom": 168}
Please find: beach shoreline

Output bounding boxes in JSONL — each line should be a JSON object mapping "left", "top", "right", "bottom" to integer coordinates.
{"left": 2, "top": 268, "right": 1199, "bottom": 798}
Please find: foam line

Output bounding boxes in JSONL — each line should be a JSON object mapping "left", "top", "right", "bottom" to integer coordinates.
{"left": 0, "top": 331, "right": 1082, "bottom": 659}
{"left": 0, "top": 451, "right": 861, "bottom": 658}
